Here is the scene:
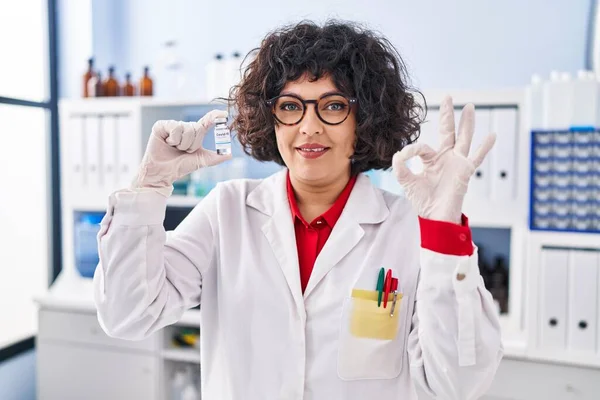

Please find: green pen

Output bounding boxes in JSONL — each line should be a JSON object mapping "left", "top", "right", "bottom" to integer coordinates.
{"left": 376, "top": 267, "right": 385, "bottom": 307}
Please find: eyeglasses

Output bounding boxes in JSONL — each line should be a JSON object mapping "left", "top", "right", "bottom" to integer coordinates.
{"left": 266, "top": 93, "right": 357, "bottom": 126}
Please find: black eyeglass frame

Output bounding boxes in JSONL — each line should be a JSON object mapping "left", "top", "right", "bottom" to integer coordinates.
{"left": 265, "top": 93, "right": 357, "bottom": 126}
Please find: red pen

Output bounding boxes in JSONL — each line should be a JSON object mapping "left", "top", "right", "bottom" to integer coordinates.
{"left": 383, "top": 269, "right": 392, "bottom": 308}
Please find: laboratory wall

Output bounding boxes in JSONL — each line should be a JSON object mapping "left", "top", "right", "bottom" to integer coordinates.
{"left": 59, "top": 0, "right": 592, "bottom": 98}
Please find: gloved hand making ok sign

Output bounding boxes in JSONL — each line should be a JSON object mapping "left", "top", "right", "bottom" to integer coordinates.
{"left": 131, "top": 109, "right": 230, "bottom": 197}
{"left": 392, "top": 96, "right": 496, "bottom": 225}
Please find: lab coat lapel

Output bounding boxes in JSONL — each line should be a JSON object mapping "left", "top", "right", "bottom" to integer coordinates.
{"left": 303, "top": 174, "right": 389, "bottom": 299}
{"left": 246, "top": 170, "right": 305, "bottom": 311}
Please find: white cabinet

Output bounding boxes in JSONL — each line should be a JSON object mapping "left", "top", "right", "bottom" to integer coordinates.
{"left": 416, "top": 357, "right": 600, "bottom": 400}
{"left": 37, "top": 308, "right": 161, "bottom": 400}
{"left": 37, "top": 304, "right": 202, "bottom": 400}
{"left": 38, "top": 309, "right": 157, "bottom": 352}
{"left": 37, "top": 341, "right": 159, "bottom": 400}
{"left": 484, "top": 358, "right": 600, "bottom": 400}
{"left": 36, "top": 270, "right": 203, "bottom": 400}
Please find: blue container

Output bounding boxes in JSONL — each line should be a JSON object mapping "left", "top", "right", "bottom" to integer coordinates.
{"left": 74, "top": 211, "right": 105, "bottom": 278}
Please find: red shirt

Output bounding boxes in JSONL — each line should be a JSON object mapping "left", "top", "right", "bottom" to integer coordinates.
{"left": 287, "top": 173, "right": 358, "bottom": 292}
{"left": 286, "top": 173, "right": 474, "bottom": 293}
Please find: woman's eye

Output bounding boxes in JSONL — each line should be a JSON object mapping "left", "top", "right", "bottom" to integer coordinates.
{"left": 326, "top": 102, "right": 346, "bottom": 111}
{"left": 281, "top": 103, "right": 301, "bottom": 111}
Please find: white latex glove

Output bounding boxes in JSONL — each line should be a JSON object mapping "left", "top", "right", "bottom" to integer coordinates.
{"left": 131, "top": 109, "right": 231, "bottom": 197}
{"left": 392, "top": 96, "right": 496, "bottom": 224}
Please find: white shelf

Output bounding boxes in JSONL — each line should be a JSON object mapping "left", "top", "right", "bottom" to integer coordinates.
{"left": 60, "top": 97, "right": 222, "bottom": 109}
{"left": 66, "top": 193, "right": 203, "bottom": 210}
{"left": 422, "top": 88, "right": 524, "bottom": 107}
{"left": 167, "top": 195, "right": 203, "bottom": 208}
{"left": 162, "top": 348, "right": 200, "bottom": 364}
{"left": 176, "top": 309, "right": 201, "bottom": 327}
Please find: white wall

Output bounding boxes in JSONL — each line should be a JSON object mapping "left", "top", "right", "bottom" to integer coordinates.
{"left": 60, "top": 0, "right": 592, "bottom": 98}
{"left": 57, "top": 0, "right": 93, "bottom": 98}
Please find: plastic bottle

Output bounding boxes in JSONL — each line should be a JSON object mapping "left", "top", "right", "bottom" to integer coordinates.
{"left": 228, "top": 157, "right": 247, "bottom": 180}
{"left": 525, "top": 74, "right": 544, "bottom": 131}
{"left": 180, "top": 366, "right": 200, "bottom": 400}
{"left": 82, "top": 57, "right": 95, "bottom": 98}
{"left": 214, "top": 117, "right": 231, "bottom": 155}
{"left": 159, "top": 41, "right": 188, "bottom": 99}
{"left": 171, "top": 368, "right": 187, "bottom": 400}
{"left": 188, "top": 168, "right": 213, "bottom": 197}
{"left": 74, "top": 212, "right": 103, "bottom": 277}
{"left": 181, "top": 383, "right": 200, "bottom": 400}
{"left": 223, "top": 51, "right": 242, "bottom": 98}
{"left": 140, "top": 66, "right": 154, "bottom": 96}
{"left": 571, "top": 70, "right": 599, "bottom": 128}
{"left": 205, "top": 53, "right": 225, "bottom": 100}
{"left": 542, "top": 71, "right": 573, "bottom": 131}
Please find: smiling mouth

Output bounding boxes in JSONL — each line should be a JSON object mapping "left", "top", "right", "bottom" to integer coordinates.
{"left": 297, "top": 147, "right": 327, "bottom": 152}
{"left": 296, "top": 146, "right": 330, "bottom": 159}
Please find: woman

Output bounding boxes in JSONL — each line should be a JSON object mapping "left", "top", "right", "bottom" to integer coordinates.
{"left": 94, "top": 20, "right": 502, "bottom": 400}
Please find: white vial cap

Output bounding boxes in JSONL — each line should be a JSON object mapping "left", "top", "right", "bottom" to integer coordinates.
{"left": 215, "top": 117, "right": 228, "bottom": 124}
{"left": 550, "top": 70, "right": 560, "bottom": 81}
{"left": 577, "top": 69, "right": 588, "bottom": 80}
{"left": 560, "top": 72, "right": 571, "bottom": 81}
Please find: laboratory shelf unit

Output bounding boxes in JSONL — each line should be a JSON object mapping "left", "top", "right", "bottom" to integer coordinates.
{"left": 414, "top": 89, "right": 529, "bottom": 338}
{"left": 59, "top": 98, "right": 223, "bottom": 277}
{"left": 40, "top": 91, "right": 600, "bottom": 400}
{"left": 35, "top": 269, "right": 202, "bottom": 400}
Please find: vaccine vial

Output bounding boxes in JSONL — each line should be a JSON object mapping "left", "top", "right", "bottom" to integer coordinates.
{"left": 214, "top": 117, "right": 231, "bottom": 155}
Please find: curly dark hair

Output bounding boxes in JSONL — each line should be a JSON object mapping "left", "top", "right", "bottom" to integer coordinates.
{"left": 230, "top": 19, "right": 425, "bottom": 174}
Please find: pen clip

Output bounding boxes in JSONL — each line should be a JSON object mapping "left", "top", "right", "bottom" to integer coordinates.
{"left": 390, "top": 291, "right": 398, "bottom": 317}
{"left": 390, "top": 278, "right": 399, "bottom": 317}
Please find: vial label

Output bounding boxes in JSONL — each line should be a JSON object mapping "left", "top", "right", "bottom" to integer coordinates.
{"left": 214, "top": 124, "right": 231, "bottom": 155}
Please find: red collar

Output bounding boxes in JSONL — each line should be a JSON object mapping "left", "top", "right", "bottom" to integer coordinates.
{"left": 286, "top": 171, "right": 357, "bottom": 227}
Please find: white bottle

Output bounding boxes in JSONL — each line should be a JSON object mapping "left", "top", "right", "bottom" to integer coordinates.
{"left": 223, "top": 51, "right": 242, "bottom": 98}
{"left": 571, "top": 70, "right": 598, "bottom": 128}
{"left": 181, "top": 382, "right": 200, "bottom": 400}
{"left": 180, "top": 365, "right": 200, "bottom": 400}
{"left": 159, "top": 40, "right": 186, "bottom": 99}
{"left": 228, "top": 157, "right": 247, "bottom": 180}
{"left": 205, "top": 53, "right": 225, "bottom": 100}
{"left": 214, "top": 117, "right": 232, "bottom": 155}
{"left": 526, "top": 74, "right": 544, "bottom": 131}
{"left": 171, "top": 369, "right": 187, "bottom": 400}
{"left": 542, "top": 71, "right": 573, "bottom": 131}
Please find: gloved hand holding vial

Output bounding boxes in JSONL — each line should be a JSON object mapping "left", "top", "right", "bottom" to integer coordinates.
{"left": 130, "top": 109, "right": 232, "bottom": 197}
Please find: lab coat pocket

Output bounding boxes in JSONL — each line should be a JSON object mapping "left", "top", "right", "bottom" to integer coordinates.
{"left": 337, "top": 289, "right": 407, "bottom": 380}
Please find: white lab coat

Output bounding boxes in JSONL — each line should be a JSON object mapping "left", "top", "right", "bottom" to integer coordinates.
{"left": 93, "top": 169, "right": 503, "bottom": 400}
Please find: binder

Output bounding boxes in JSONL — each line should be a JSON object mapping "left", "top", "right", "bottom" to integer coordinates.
{"left": 67, "top": 116, "right": 85, "bottom": 188}
{"left": 116, "top": 115, "right": 137, "bottom": 188}
{"left": 469, "top": 108, "right": 492, "bottom": 200}
{"left": 540, "top": 248, "right": 569, "bottom": 349}
{"left": 567, "top": 250, "right": 598, "bottom": 352}
{"left": 83, "top": 115, "right": 101, "bottom": 188}
{"left": 490, "top": 108, "right": 518, "bottom": 202}
{"left": 100, "top": 115, "right": 118, "bottom": 190}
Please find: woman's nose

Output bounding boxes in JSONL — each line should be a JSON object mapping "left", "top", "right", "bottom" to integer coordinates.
{"left": 299, "top": 104, "right": 323, "bottom": 136}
